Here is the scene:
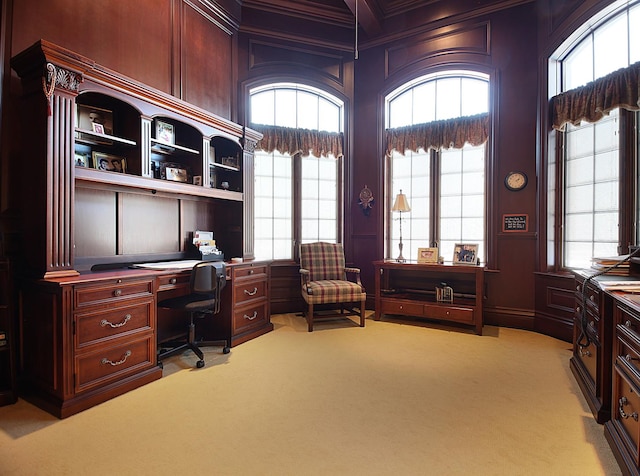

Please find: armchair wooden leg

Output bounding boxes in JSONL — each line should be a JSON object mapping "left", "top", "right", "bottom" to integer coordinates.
{"left": 307, "top": 302, "right": 314, "bottom": 332}
{"left": 360, "top": 299, "right": 366, "bottom": 327}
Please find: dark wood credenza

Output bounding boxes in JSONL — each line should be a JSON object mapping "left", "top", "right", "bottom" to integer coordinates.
{"left": 374, "top": 260, "right": 484, "bottom": 335}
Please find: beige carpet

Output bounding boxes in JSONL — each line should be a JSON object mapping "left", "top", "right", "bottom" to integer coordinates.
{"left": 0, "top": 312, "right": 622, "bottom": 475}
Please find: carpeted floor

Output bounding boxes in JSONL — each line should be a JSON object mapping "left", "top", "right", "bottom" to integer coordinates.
{"left": 0, "top": 312, "right": 623, "bottom": 475}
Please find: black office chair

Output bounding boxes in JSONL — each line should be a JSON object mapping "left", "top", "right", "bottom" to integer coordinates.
{"left": 157, "top": 261, "right": 229, "bottom": 368}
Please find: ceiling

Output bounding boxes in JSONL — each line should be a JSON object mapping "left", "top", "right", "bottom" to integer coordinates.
{"left": 243, "top": 0, "right": 535, "bottom": 40}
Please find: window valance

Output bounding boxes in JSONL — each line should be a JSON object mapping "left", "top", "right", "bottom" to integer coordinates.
{"left": 385, "top": 113, "right": 490, "bottom": 156}
{"left": 251, "top": 123, "right": 344, "bottom": 158}
{"left": 551, "top": 61, "right": 640, "bottom": 131}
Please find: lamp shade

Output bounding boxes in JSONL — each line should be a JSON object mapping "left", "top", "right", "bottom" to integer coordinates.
{"left": 392, "top": 190, "right": 411, "bottom": 213}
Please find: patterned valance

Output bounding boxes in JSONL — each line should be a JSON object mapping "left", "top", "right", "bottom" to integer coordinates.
{"left": 551, "top": 61, "right": 640, "bottom": 131}
{"left": 385, "top": 113, "right": 490, "bottom": 156}
{"left": 251, "top": 123, "right": 344, "bottom": 158}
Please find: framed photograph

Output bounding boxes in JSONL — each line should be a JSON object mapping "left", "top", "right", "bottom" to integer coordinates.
{"left": 221, "top": 156, "right": 239, "bottom": 168}
{"left": 92, "top": 152, "right": 126, "bottom": 173}
{"left": 156, "top": 120, "right": 175, "bottom": 145}
{"left": 74, "top": 152, "right": 91, "bottom": 168}
{"left": 161, "top": 162, "right": 190, "bottom": 183}
{"left": 77, "top": 104, "right": 113, "bottom": 135}
{"left": 193, "top": 176, "right": 202, "bottom": 186}
{"left": 91, "top": 122, "right": 105, "bottom": 134}
{"left": 418, "top": 247, "right": 439, "bottom": 264}
{"left": 453, "top": 243, "right": 478, "bottom": 265}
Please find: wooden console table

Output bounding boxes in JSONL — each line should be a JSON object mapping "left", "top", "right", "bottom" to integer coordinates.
{"left": 374, "top": 260, "right": 484, "bottom": 335}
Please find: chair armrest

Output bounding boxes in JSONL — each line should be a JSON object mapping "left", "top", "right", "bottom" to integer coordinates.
{"left": 300, "top": 268, "right": 311, "bottom": 287}
{"left": 344, "top": 267, "right": 363, "bottom": 286}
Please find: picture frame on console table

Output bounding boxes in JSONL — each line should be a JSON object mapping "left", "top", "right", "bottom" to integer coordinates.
{"left": 453, "top": 243, "right": 478, "bottom": 265}
{"left": 418, "top": 247, "right": 438, "bottom": 264}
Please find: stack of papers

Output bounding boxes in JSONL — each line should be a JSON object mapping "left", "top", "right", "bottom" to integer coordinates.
{"left": 591, "top": 255, "right": 630, "bottom": 276}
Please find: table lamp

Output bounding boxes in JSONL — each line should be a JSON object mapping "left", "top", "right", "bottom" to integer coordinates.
{"left": 392, "top": 189, "right": 411, "bottom": 262}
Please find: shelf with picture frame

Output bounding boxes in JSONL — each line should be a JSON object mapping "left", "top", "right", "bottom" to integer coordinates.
{"left": 150, "top": 117, "right": 203, "bottom": 185}
{"left": 209, "top": 136, "right": 243, "bottom": 192}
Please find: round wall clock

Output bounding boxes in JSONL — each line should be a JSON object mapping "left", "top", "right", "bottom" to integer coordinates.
{"left": 504, "top": 171, "right": 528, "bottom": 191}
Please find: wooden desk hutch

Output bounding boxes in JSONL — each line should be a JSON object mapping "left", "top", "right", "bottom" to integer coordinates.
{"left": 9, "top": 41, "right": 271, "bottom": 418}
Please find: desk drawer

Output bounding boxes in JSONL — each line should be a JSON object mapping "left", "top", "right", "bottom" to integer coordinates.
{"left": 233, "top": 301, "right": 269, "bottom": 334}
{"left": 234, "top": 265, "right": 268, "bottom": 279}
{"left": 234, "top": 279, "right": 267, "bottom": 305}
{"left": 75, "top": 279, "right": 154, "bottom": 308}
{"left": 75, "top": 335, "right": 154, "bottom": 393}
{"left": 612, "top": 363, "right": 640, "bottom": 466}
{"left": 75, "top": 300, "right": 154, "bottom": 349}
{"left": 156, "top": 273, "right": 190, "bottom": 292}
{"left": 425, "top": 304, "right": 474, "bottom": 324}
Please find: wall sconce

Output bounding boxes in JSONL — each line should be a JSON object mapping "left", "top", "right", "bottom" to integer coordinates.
{"left": 391, "top": 189, "right": 411, "bottom": 262}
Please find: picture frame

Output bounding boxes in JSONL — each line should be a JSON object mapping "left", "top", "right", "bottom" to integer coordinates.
{"left": 417, "top": 247, "right": 439, "bottom": 264}
{"left": 91, "top": 123, "right": 105, "bottom": 134}
{"left": 193, "top": 176, "right": 202, "bottom": 186}
{"left": 92, "top": 152, "right": 126, "bottom": 173}
{"left": 77, "top": 104, "right": 113, "bottom": 135}
{"left": 74, "top": 152, "right": 91, "bottom": 168}
{"left": 453, "top": 243, "right": 478, "bottom": 265}
{"left": 221, "top": 156, "right": 239, "bottom": 169}
{"left": 156, "top": 120, "right": 175, "bottom": 145}
{"left": 161, "top": 162, "right": 190, "bottom": 183}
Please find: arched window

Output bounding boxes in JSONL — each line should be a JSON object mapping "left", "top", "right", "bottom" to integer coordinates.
{"left": 385, "top": 71, "right": 490, "bottom": 263}
{"left": 549, "top": 0, "right": 640, "bottom": 269}
{"left": 250, "top": 83, "right": 344, "bottom": 260}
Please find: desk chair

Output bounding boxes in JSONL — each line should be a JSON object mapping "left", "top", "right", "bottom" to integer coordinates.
{"left": 157, "top": 261, "right": 229, "bottom": 368}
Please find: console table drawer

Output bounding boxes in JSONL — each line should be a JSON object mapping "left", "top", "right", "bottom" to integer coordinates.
{"left": 75, "top": 279, "right": 154, "bottom": 307}
{"left": 75, "top": 300, "right": 154, "bottom": 349}
{"left": 75, "top": 336, "right": 154, "bottom": 393}
{"left": 425, "top": 304, "right": 474, "bottom": 324}
{"left": 233, "top": 301, "right": 269, "bottom": 334}
{"left": 381, "top": 299, "right": 423, "bottom": 316}
{"left": 234, "top": 279, "right": 267, "bottom": 305}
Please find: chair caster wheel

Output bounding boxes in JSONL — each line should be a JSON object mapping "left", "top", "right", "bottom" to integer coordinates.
{"left": 223, "top": 346, "right": 230, "bottom": 354}
{"left": 196, "top": 360, "right": 205, "bottom": 368}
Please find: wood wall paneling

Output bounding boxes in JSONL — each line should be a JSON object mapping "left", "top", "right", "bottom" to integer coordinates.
{"left": 181, "top": 2, "right": 234, "bottom": 117}
{"left": 385, "top": 22, "right": 490, "bottom": 79}
{"left": 74, "top": 188, "right": 117, "bottom": 258}
{"left": 11, "top": 0, "right": 174, "bottom": 95}
{"left": 119, "top": 193, "right": 180, "bottom": 255}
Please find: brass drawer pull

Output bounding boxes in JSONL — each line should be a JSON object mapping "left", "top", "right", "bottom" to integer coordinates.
{"left": 100, "top": 314, "right": 132, "bottom": 328}
{"left": 169, "top": 278, "right": 177, "bottom": 284}
{"left": 619, "top": 396, "right": 638, "bottom": 421}
{"left": 113, "top": 289, "right": 122, "bottom": 297}
{"left": 101, "top": 350, "right": 132, "bottom": 367}
{"left": 244, "top": 311, "right": 258, "bottom": 320}
{"left": 578, "top": 346, "right": 591, "bottom": 357}
{"left": 626, "top": 320, "right": 633, "bottom": 328}
{"left": 244, "top": 287, "right": 258, "bottom": 296}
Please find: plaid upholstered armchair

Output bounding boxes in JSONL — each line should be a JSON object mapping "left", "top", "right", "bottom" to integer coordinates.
{"left": 299, "top": 242, "right": 366, "bottom": 332}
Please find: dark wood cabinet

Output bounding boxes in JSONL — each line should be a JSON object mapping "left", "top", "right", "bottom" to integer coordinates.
{"left": 605, "top": 293, "right": 640, "bottom": 476}
{"left": 374, "top": 261, "right": 484, "bottom": 335}
{"left": 0, "top": 260, "right": 17, "bottom": 406}
{"left": 570, "top": 272, "right": 613, "bottom": 424}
